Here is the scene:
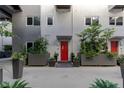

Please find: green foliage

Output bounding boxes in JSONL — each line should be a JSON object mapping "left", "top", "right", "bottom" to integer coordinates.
{"left": 0, "top": 80, "right": 30, "bottom": 88}
{"left": 78, "top": 21, "right": 115, "bottom": 58}
{"left": 117, "top": 55, "right": 124, "bottom": 64}
{"left": 90, "top": 78, "right": 118, "bottom": 88}
{"left": 12, "top": 52, "right": 27, "bottom": 61}
{"left": 4, "top": 45, "right": 12, "bottom": 52}
{"left": 105, "top": 52, "right": 117, "bottom": 59}
{"left": 49, "top": 57, "right": 56, "bottom": 61}
{"left": 54, "top": 52, "right": 59, "bottom": 61}
{"left": 0, "top": 22, "right": 12, "bottom": 37}
{"left": 28, "top": 37, "right": 48, "bottom": 54}
{"left": 71, "top": 52, "right": 75, "bottom": 61}
{"left": 73, "top": 56, "right": 80, "bottom": 62}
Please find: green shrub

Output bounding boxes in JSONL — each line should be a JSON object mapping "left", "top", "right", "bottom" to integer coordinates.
{"left": 105, "top": 52, "right": 117, "bottom": 59}
{"left": 78, "top": 22, "right": 115, "bottom": 58}
{"left": 90, "top": 78, "right": 118, "bottom": 88}
{"left": 117, "top": 55, "right": 124, "bottom": 64}
{"left": 12, "top": 52, "right": 27, "bottom": 61}
{"left": 54, "top": 52, "right": 59, "bottom": 61}
{"left": 73, "top": 56, "right": 80, "bottom": 62}
{"left": 0, "top": 80, "right": 30, "bottom": 88}
{"left": 28, "top": 37, "right": 48, "bottom": 54}
{"left": 71, "top": 52, "right": 75, "bottom": 61}
{"left": 4, "top": 45, "right": 12, "bottom": 52}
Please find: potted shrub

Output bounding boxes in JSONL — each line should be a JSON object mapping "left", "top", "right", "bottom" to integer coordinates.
{"left": 78, "top": 22, "right": 116, "bottom": 66}
{"left": 117, "top": 55, "right": 124, "bottom": 78}
{"left": 48, "top": 57, "right": 56, "bottom": 67}
{"left": 54, "top": 52, "right": 59, "bottom": 62}
{"left": 73, "top": 56, "right": 80, "bottom": 67}
{"left": 12, "top": 52, "right": 26, "bottom": 79}
{"left": 28, "top": 37, "right": 49, "bottom": 66}
{"left": 71, "top": 52, "right": 75, "bottom": 62}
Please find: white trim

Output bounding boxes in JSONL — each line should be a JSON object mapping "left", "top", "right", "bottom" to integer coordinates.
{"left": 109, "top": 16, "right": 123, "bottom": 26}
{"left": 47, "top": 16, "right": 54, "bottom": 26}
{"left": 26, "top": 16, "right": 40, "bottom": 27}
{"left": 84, "top": 16, "right": 99, "bottom": 26}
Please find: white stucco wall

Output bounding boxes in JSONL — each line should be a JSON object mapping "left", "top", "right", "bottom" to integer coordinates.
{"left": 41, "top": 5, "right": 124, "bottom": 58}
{"left": 40, "top": 5, "right": 124, "bottom": 60}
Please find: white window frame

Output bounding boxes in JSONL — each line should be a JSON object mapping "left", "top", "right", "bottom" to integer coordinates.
{"left": 85, "top": 16, "right": 99, "bottom": 26}
{"left": 109, "top": 16, "right": 123, "bottom": 26}
{"left": 47, "top": 16, "right": 54, "bottom": 26}
{"left": 34, "top": 16, "right": 40, "bottom": 26}
{"left": 26, "top": 16, "right": 33, "bottom": 26}
{"left": 26, "top": 16, "right": 40, "bottom": 26}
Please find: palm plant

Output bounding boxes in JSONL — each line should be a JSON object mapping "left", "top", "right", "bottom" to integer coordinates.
{"left": 0, "top": 80, "right": 30, "bottom": 88}
{"left": 90, "top": 78, "right": 118, "bottom": 88}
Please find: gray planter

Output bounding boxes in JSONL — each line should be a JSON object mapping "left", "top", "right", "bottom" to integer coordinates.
{"left": 81, "top": 54, "right": 116, "bottom": 66}
{"left": 12, "top": 59, "right": 23, "bottom": 79}
{"left": 120, "top": 63, "right": 124, "bottom": 78}
{"left": 0, "top": 67, "right": 3, "bottom": 83}
{"left": 28, "top": 53, "right": 49, "bottom": 66}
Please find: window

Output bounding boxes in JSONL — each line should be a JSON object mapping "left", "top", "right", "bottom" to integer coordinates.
{"left": 109, "top": 16, "right": 123, "bottom": 26}
{"left": 34, "top": 16, "right": 40, "bottom": 26}
{"left": 47, "top": 17, "right": 53, "bottom": 25}
{"left": 92, "top": 16, "right": 99, "bottom": 24}
{"left": 85, "top": 16, "right": 99, "bottom": 25}
{"left": 109, "top": 17, "right": 115, "bottom": 25}
{"left": 85, "top": 18, "right": 91, "bottom": 25}
{"left": 27, "top": 16, "right": 40, "bottom": 26}
{"left": 26, "top": 42, "right": 33, "bottom": 50}
{"left": 116, "top": 17, "right": 123, "bottom": 25}
{"left": 27, "top": 17, "right": 33, "bottom": 25}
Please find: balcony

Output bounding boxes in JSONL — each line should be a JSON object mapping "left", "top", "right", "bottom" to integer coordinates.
{"left": 0, "top": 5, "right": 21, "bottom": 21}
{"left": 109, "top": 5, "right": 124, "bottom": 12}
{"left": 55, "top": 5, "right": 71, "bottom": 12}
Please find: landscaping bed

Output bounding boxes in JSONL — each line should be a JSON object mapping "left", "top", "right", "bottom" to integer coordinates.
{"left": 28, "top": 53, "right": 49, "bottom": 66}
{"left": 81, "top": 54, "right": 116, "bottom": 66}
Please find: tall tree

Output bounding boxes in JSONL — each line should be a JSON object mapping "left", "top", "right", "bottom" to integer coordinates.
{"left": 0, "top": 21, "right": 12, "bottom": 51}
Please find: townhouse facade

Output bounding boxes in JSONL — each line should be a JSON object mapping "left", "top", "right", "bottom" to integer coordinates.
{"left": 1, "top": 5, "right": 124, "bottom": 61}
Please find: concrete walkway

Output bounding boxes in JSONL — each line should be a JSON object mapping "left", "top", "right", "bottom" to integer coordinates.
{"left": 0, "top": 60, "right": 123, "bottom": 88}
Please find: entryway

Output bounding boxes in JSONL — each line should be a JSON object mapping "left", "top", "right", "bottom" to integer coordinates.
{"left": 60, "top": 41, "right": 68, "bottom": 62}
{"left": 111, "top": 41, "right": 118, "bottom": 53}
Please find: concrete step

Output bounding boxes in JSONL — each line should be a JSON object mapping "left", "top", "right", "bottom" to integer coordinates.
{"left": 55, "top": 61, "right": 73, "bottom": 68}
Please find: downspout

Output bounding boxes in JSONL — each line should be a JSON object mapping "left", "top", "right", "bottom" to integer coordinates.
{"left": 72, "top": 6, "right": 73, "bottom": 53}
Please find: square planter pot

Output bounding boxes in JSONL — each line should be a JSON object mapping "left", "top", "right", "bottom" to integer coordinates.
{"left": 12, "top": 59, "right": 24, "bottom": 79}
{"left": 81, "top": 54, "right": 116, "bottom": 66}
{"left": 28, "top": 53, "right": 49, "bottom": 66}
{"left": 73, "top": 61, "right": 80, "bottom": 67}
{"left": 48, "top": 61, "right": 56, "bottom": 67}
{"left": 0, "top": 67, "right": 3, "bottom": 83}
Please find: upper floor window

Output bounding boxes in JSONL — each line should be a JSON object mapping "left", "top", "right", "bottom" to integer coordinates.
{"left": 109, "top": 17, "right": 115, "bottom": 25}
{"left": 27, "top": 16, "right": 40, "bottom": 26}
{"left": 109, "top": 17, "right": 123, "bottom": 26}
{"left": 116, "top": 17, "right": 123, "bottom": 25}
{"left": 85, "top": 16, "right": 99, "bottom": 25}
{"left": 27, "top": 17, "right": 33, "bottom": 25}
{"left": 34, "top": 16, "right": 40, "bottom": 26}
{"left": 47, "top": 17, "right": 53, "bottom": 25}
{"left": 85, "top": 18, "right": 91, "bottom": 25}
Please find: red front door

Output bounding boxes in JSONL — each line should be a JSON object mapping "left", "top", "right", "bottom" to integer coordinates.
{"left": 111, "top": 41, "right": 118, "bottom": 53}
{"left": 61, "top": 41, "right": 68, "bottom": 61}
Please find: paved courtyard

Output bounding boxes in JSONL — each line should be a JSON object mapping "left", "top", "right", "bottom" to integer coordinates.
{"left": 0, "top": 60, "right": 123, "bottom": 88}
